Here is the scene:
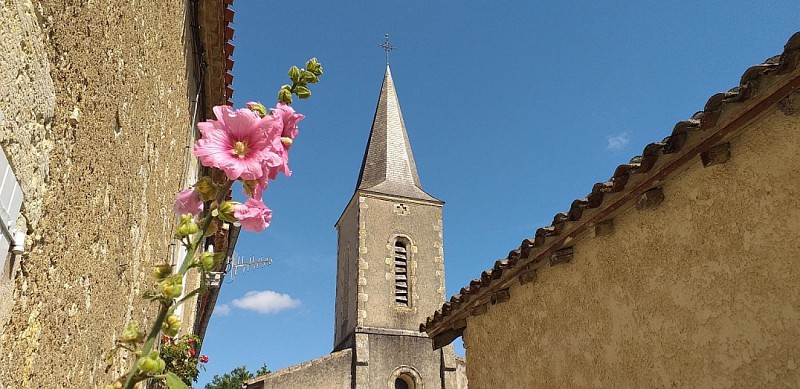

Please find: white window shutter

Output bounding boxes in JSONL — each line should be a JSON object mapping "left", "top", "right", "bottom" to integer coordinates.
{"left": 0, "top": 150, "right": 23, "bottom": 278}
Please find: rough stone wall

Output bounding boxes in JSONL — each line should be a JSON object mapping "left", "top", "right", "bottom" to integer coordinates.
{"left": 0, "top": 0, "right": 195, "bottom": 387}
{"left": 250, "top": 348, "right": 353, "bottom": 389}
{"left": 364, "top": 334, "right": 444, "bottom": 389}
{"left": 463, "top": 105, "right": 800, "bottom": 388}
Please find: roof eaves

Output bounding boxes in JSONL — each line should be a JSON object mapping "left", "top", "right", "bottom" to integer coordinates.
{"left": 421, "top": 32, "right": 800, "bottom": 348}
{"left": 198, "top": 0, "right": 236, "bottom": 111}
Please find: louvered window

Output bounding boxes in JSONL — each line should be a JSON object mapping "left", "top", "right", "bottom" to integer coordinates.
{"left": 394, "top": 241, "right": 409, "bottom": 306}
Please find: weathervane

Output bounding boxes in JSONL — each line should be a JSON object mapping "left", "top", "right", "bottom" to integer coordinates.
{"left": 380, "top": 33, "right": 396, "bottom": 65}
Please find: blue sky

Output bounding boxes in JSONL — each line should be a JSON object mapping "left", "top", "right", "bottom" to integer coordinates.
{"left": 196, "top": 1, "right": 798, "bottom": 385}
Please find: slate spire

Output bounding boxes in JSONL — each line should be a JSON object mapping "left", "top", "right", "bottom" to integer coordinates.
{"left": 355, "top": 65, "right": 441, "bottom": 203}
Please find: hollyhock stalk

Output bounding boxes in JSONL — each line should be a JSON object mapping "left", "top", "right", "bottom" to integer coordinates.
{"left": 114, "top": 57, "right": 322, "bottom": 389}
{"left": 123, "top": 180, "right": 232, "bottom": 389}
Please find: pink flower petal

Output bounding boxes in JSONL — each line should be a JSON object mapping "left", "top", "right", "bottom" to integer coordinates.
{"left": 174, "top": 188, "right": 203, "bottom": 216}
{"left": 234, "top": 198, "right": 272, "bottom": 232}
{"left": 193, "top": 106, "right": 278, "bottom": 181}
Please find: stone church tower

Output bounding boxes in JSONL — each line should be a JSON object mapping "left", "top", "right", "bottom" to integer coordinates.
{"left": 246, "top": 66, "right": 466, "bottom": 389}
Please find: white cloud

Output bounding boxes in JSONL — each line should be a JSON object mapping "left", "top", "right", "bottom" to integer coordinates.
{"left": 232, "top": 290, "right": 301, "bottom": 314}
{"left": 606, "top": 132, "right": 630, "bottom": 151}
{"left": 214, "top": 304, "right": 231, "bottom": 316}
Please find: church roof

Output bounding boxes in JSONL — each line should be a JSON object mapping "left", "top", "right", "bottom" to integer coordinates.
{"left": 355, "top": 65, "right": 442, "bottom": 204}
{"left": 421, "top": 32, "right": 800, "bottom": 349}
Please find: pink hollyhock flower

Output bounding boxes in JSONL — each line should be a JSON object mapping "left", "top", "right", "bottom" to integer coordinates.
{"left": 234, "top": 198, "right": 273, "bottom": 232}
{"left": 263, "top": 103, "right": 304, "bottom": 178}
{"left": 242, "top": 166, "right": 270, "bottom": 201}
{"left": 199, "top": 355, "right": 209, "bottom": 363}
{"left": 189, "top": 348, "right": 195, "bottom": 357}
{"left": 194, "top": 105, "right": 282, "bottom": 181}
{"left": 245, "top": 101, "right": 267, "bottom": 118}
{"left": 174, "top": 188, "right": 203, "bottom": 215}
{"left": 271, "top": 103, "right": 304, "bottom": 140}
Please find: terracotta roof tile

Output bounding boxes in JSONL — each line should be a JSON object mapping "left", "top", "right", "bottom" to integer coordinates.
{"left": 197, "top": 0, "right": 235, "bottom": 112}
{"left": 421, "top": 32, "right": 800, "bottom": 347}
{"left": 192, "top": 0, "right": 237, "bottom": 341}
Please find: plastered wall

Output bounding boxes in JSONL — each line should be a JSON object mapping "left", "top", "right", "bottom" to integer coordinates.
{"left": 464, "top": 105, "right": 800, "bottom": 388}
{"left": 0, "top": 0, "right": 195, "bottom": 386}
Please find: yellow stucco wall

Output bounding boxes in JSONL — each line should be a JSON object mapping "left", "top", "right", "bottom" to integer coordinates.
{"left": 0, "top": 0, "right": 197, "bottom": 386}
{"left": 464, "top": 103, "right": 800, "bottom": 388}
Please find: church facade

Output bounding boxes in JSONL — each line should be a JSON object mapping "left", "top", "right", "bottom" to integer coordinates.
{"left": 246, "top": 66, "right": 467, "bottom": 389}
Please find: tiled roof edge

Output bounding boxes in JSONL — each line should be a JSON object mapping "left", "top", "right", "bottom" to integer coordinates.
{"left": 198, "top": 0, "right": 236, "bottom": 110}
{"left": 421, "top": 32, "right": 800, "bottom": 349}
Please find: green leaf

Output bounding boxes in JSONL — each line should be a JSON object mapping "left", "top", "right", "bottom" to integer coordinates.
{"left": 164, "top": 371, "right": 191, "bottom": 389}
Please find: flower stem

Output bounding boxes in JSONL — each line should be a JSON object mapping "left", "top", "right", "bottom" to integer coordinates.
{"left": 122, "top": 179, "right": 233, "bottom": 388}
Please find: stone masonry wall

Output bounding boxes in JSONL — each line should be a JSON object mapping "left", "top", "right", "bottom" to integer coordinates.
{"left": 0, "top": 0, "right": 195, "bottom": 387}
{"left": 252, "top": 348, "right": 353, "bottom": 389}
{"left": 463, "top": 104, "right": 800, "bottom": 388}
{"left": 359, "top": 195, "right": 445, "bottom": 332}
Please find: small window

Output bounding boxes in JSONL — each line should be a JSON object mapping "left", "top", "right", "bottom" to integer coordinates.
{"left": 394, "top": 240, "right": 408, "bottom": 306}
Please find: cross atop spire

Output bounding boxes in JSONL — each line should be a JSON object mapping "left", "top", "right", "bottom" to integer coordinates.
{"left": 379, "top": 33, "right": 396, "bottom": 65}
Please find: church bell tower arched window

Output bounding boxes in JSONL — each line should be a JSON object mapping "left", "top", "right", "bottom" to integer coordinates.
{"left": 394, "top": 239, "right": 409, "bottom": 306}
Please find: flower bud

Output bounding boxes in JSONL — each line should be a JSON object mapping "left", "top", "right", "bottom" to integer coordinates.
{"left": 199, "top": 252, "right": 217, "bottom": 271}
{"left": 302, "top": 70, "right": 318, "bottom": 84}
{"left": 193, "top": 176, "right": 218, "bottom": 201}
{"left": 288, "top": 66, "right": 301, "bottom": 83}
{"left": 161, "top": 314, "right": 182, "bottom": 337}
{"left": 246, "top": 101, "right": 268, "bottom": 118}
{"left": 120, "top": 321, "right": 143, "bottom": 344}
{"left": 294, "top": 85, "right": 311, "bottom": 99}
{"left": 177, "top": 214, "right": 199, "bottom": 238}
{"left": 278, "top": 88, "right": 293, "bottom": 104}
{"left": 160, "top": 275, "right": 183, "bottom": 299}
{"left": 137, "top": 351, "right": 165, "bottom": 374}
{"left": 151, "top": 264, "right": 172, "bottom": 280}
{"left": 217, "top": 201, "right": 239, "bottom": 223}
{"left": 306, "top": 58, "right": 323, "bottom": 76}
